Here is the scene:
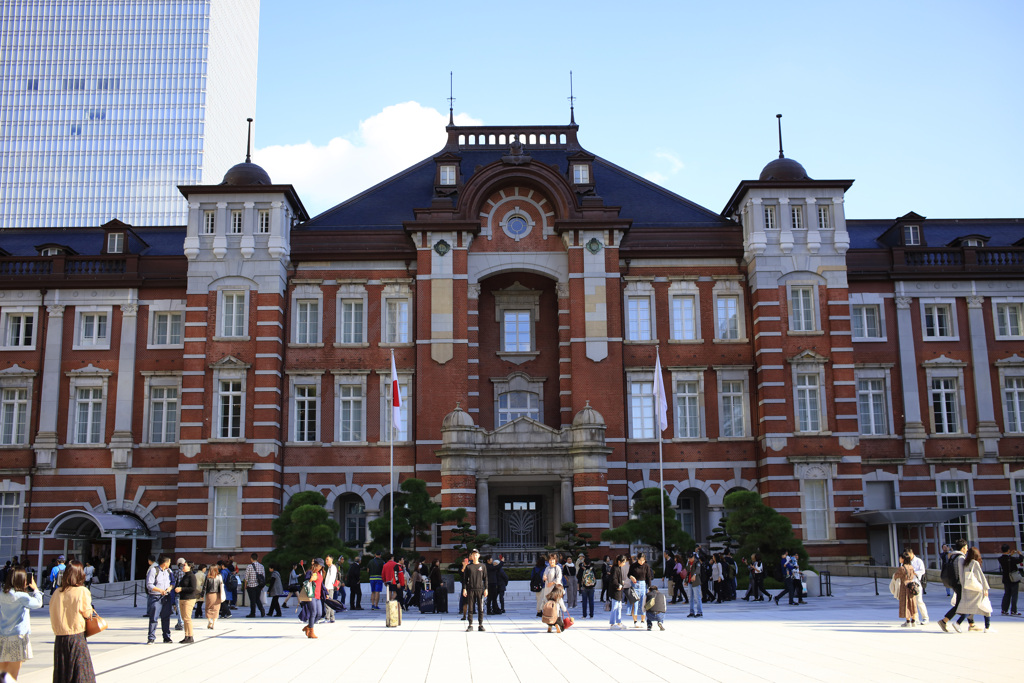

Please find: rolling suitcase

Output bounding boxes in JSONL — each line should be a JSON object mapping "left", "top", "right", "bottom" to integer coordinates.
{"left": 419, "top": 589, "right": 435, "bottom": 614}
{"left": 386, "top": 587, "right": 402, "bottom": 627}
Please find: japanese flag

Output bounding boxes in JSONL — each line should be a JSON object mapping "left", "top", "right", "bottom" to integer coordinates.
{"left": 390, "top": 351, "right": 404, "bottom": 437}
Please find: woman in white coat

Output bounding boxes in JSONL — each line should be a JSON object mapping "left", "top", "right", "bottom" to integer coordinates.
{"left": 954, "top": 546, "right": 992, "bottom": 632}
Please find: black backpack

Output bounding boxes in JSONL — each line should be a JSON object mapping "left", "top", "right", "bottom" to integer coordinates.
{"left": 255, "top": 566, "right": 266, "bottom": 590}
{"left": 529, "top": 566, "right": 544, "bottom": 592}
{"left": 940, "top": 553, "right": 961, "bottom": 590}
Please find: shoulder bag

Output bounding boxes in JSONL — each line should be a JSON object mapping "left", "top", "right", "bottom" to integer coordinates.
{"left": 85, "top": 610, "right": 108, "bottom": 638}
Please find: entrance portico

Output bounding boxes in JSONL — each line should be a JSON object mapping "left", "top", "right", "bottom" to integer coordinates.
{"left": 41, "top": 509, "right": 155, "bottom": 583}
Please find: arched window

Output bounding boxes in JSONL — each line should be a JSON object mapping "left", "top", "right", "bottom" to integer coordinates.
{"left": 497, "top": 391, "right": 540, "bottom": 426}
{"left": 337, "top": 494, "right": 366, "bottom": 544}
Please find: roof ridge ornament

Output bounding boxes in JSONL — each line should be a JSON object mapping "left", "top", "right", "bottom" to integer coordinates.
{"left": 245, "top": 117, "right": 253, "bottom": 163}
{"left": 447, "top": 71, "right": 455, "bottom": 126}
{"left": 776, "top": 114, "right": 784, "bottom": 159}
{"left": 568, "top": 71, "right": 576, "bottom": 125}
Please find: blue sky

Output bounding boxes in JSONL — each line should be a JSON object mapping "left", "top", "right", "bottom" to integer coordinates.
{"left": 254, "top": 0, "right": 1023, "bottom": 222}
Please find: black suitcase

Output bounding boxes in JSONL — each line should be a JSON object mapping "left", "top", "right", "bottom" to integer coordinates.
{"left": 419, "top": 589, "right": 435, "bottom": 614}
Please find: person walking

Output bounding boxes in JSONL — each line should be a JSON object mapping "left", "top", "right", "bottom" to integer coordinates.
{"left": 0, "top": 566, "right": 43, "bottom": 680}
{"left": 192, "top": 565, "right": 206, "bottom": 620}
{"left": 999, "top": 544, "right": 1022, "bottom": 616}
{"left": 670, "top": 554, "right": 686, "bottom": 604}
{"left": 644, "top": 583, "right": 667, "bottom": 631}
{"left": 429, "top": 559, "right": 447, "bottom": 613}
{"left": 579, "top": 556, "right": 596, "bottom": 619}
{"left": 174, "top": 560, "right": 198, "bottom": 643}
{"left": 937, "top": 539, "right": 968, "bottom": 632}
{"left": 284, "top": 562, "right": 302, "bottom": 610}
{"left": 495, "top": 556, "right": 509, "bottom": 614}
{"left": 367, "top": 551, "right": 384, "bottom": 611}
{"left": 710, "top": 554, "right": 724, "bottom": 603}
{"left": 905, "top": 547, "right": 929, "bottom": 624}
{"left": 462, "top": 549, "right": 487, "bottom": 632}
{"left": 894, "top": 551, "right": 919, "bottom": 627}
{"left": 47, "top": 556, "right": 66, "bottom": 597}
{"left": 266, "top": 564, "right": 284, "bottom": 617}
{"left": 203, "top": 564, "right": 224, "bottom": 630}
{"left": 302, "top": 559, "right": 324, "bottom": 639}
{"left": 145, "top": 556, "right": 174, "bottom": 644}
{"left": 954, "top": 547, "right": 993, "bottom": 632}
{"left": 607, "top": 555, "right": 627, "bottom": 629}
{"left": 244, "top": 553, "right": 266, "bottom": 619}
{"left": 628, "top": 553, "right": 652, "bottom": 627}
{"left": 48, "top": 560, "right": 95, "bottom": 682}
{"left": 599, "top": 555, "right": 612, "bottom": 604}
{"left": 774, "top": 550, "right": 797, "bottom": 606}
{"left": 563, "top": 556, "right": 578, "bottom": 610}
{"left": 685, "top": 553, "right": 703, "bottom": 618}
{"left": 346, "top": 556, "right": 363, "bottom": 610}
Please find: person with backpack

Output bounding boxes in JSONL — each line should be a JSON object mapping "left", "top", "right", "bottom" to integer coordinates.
{"left": 579, "top": 556, "right": 596, "bottom": 618}
{"left": 243, "top": 553, "right": 266, "bottom": 618}
{"left": 48, "top": 555, "right": 66, "bottom": 597}
{"left": 204, "top": 563, "right": 224, "bottom": 629}
{"left": 541, "top": 584, "right": 568, "bottom": 633}
{"left": 530, "top": 555, "right": 546, "bottom": 617}
{"left": 644, "top": 583, "right": 667, "bottom": 631}
{"left": 774, "top": 550, "right": 800, "bottom": 606}
{"left": 684, "top": 552, "right": 703, "bottom": 617}
{"left": 937, "top": 539, "right": 968, "bottom": 632}
{"left": 171, "top": 559, "right": 185, "bottom": 631}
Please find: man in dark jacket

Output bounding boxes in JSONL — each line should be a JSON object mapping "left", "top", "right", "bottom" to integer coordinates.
{"left": 346, "top": 556, "right": 363, "bottom": 610}
{"left": 999, "top": 544, "right": 1022, "bottom": 616}
{"left": 462, "top": 549, "right": 487, "bottom": 632}
{"left": 485, "top": 556, "right": 499, "bottom": 614}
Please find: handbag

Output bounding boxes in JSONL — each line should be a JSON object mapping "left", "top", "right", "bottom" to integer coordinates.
{"left": 1010, "top": 570, "right": 1022, "bottom": 584}
{"left": 625, "top": 586, "right": 639, "bottom": 604}
{"left": 562, "top": 616, "right": 574, "bottom": 630}
{"left": 85, "top": 611, "right": 107, "bottom": 638}
{"left": 219, "top": 583, "right": 226, "bottom": 602}
{"left": 964, "top": 570, "right": 984, "bottom": 592}
{"left": 906, "top": 581, "right": 920, "bottom": 597}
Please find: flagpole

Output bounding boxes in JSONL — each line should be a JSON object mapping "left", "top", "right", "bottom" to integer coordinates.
{"left": 657, "top": 346, "right": 667, "bottom": 588}
{"left": 389, "top": 350, "right": 395, "bottom": 557}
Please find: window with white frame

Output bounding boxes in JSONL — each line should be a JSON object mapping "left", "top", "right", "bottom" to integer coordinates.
{"left": 940, "top": 480, "right": 970, "bottom": 546}
{"left": 851, "top": 304, "right": 883, "bottom": 340}
{"left": 626, "top": 296, "right": 652, "bottom": 341}
{"left": 763, "top": 205, "right": 777, "bottom": 230}
{"left": 336, "top": 379, "right": 365, "bottom": 443}
{"left": 789, "top": 286, "right": 816, "bottom": 332}
{"left": 342, "top": 497, "right": 367, "bottom": 543}
{"left": 212, "top": 485, "right": 240, "bottom": 548}
{"left": 493, "top": 283, "right": 540, "bottom": 359}
{"left": 791, "top": 205, "right": 804, "bottom": 229}
{"left": 106, "top": 232, "right": 124, "bottom": 253}
{"left": 628, "top": 379, "right": 655, "bottom": 439}
{"left": 903, "top": 225, "right": 920, "bottom": 246}
{"left": 3, "top": 311, "right": 34, "bottom": 348}
{"left": 573, "top": 164, "right": 590, "bottom": 184}
{"left": 382, "top": 376, "right": 411, "bottom": 441}
{"left": 674, "top": 378, "right": 702, "bottom": 439}
{"left": 503, "top": 311, "right": 531, "bottom": 351}
{"left": 149, "top": 385, "right": 179, "bottom": 444}
{"left": 384, "top": 298, "right": 410, "bottom": 344}
{"left": 716, "top": 294, "right": 741, "bottom": 340}
{"left": 803, "top": 479, "right": 829, "bottom": 541}
{"left": 340, "top": 299, "right": 365, "bottom": 344}
{"left": 77, "top": 311, "right": 108, "bottom": 347}
{"left": 497, "top": 391, "right": 541, "bottom": 426}
{"left": 440, "top": 165, "right": 457, "bottom": 185}
{"left": 922, "top": 303, "right": 955, "bottom": 339}
{"left": 670, "top": 294, "right": 697, "bottom": 341}
{"left": 796, "top": 373, "right": 821, "bottom": 433}
{"left": 218, "top": 380, "right": 243, "bottom": 439}
{"left": 0, "top": 388, "right": 28, "bottom": 445}
{"left": 996, "top": 302, "right": 1023, "bottom": 339}
{"left": 220, "top": 292, "right": 246, "bottom": 338}
{"left": 203, "top": 210, "right": 216, "bottom": 234}
{"left": 720, "top": 378, "right": 747, "bottom": 438}
{"left": 75, "top": 387, "right": 104, "bottom": 444}
{"left": 295, "top": 299, "right": 320, "bottom": 344}
{"left": 230, "top": 210, "right": 243, "bottom": 234}
{"left": 1005, "top": 376, "right": 1024, "bottom": 434}
{"left": 0, "top": 492, "right": 21, "bottom": 564}
{"left": 856, "top": 377, "right": 889, "bottom": 436}
{"left": 151, "top": 311, "right": 182, "bottom": 346}
{"left": 817, "top": 205, "right": 831, "bottom": 230}
{"left": 930, "top": 377, "right": 960, "bottom": 434}
{"left": 257, "top": 209, "right": 271, "bottom": 234}
{"left": 293, "top": 382, "right": 318, "bottom": 442}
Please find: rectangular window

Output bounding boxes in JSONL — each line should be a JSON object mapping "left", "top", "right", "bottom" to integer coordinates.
{"left": 790, "top": 287, "right": 815, "bottom": 332}
{"left": 219, "top": 380, "right": 242, "bottom": 439}
{"left": 75, "top": 387, "right": 103, "bottom": 444}
{"left": 107, "top": 232, "right": 124, "bottom": 253}
{"left": 338, "top": 385, "right": 364, "bottom": 442}
{"left": 212, "top": 486, "right": 240, "bottom": 548}
{"left": 440, "top": 165, "right": 456, "bottom": 185}
{"left": 221, "top": 293, "right": 246, "bottom": 337}
{"left": 857, "top": 378, "right": 888, "bottom": 436}
{"left": 346, "top": 501, "right": 367, "bottom": 543}
{"left": 497, "top": 391, "right": 541, "bottom": 427}
{"left": 1005, "top": 377, "right": 1024, "bottom": 434}
{"left": 670, "top": 296, "right": 696, "bottom": 340}
{"left": 851, "top": 304, "right": 882, "bottom": 339}
{"left": 629, "top": 381, "right": 655, "bottom": 439}
{"left": 149, "top": 387, "right": 178, "bottom": 444}
{"left": 383, "top": 380, "right": 410, "bottom": 441}
{"left": 940, "top": 480, "right": 969, "bottom": 546}
{"left": 257, "top": 209, "right": 270, "bottom": 234}
{"left": 763, "top": 205, "right": 777, "bottom": 230}
{"left": 791, "top": 206, "right": 804, "bottom": 229}
{"left": 340, "top": 300, "right": 364, "bottom": 344}
{"left": 294, "top": 385, "right": 318, "bottom": 442}
{"left": 230, "top": 210, "right": 243, "bottom": 234}
{"left": 804, "top": 480, "right": 828, "bottom": 540}
{"left": 904, "top": 225, "right": 921, "bottom": 245}
{"left": 996, "top": 303, "right": 1023, "bottom": 338}
{"left": 152, "top": 312, "right": 182, "bottom": 346}
{"left": 295, "top": 300, "right": 319, "bottom": 344}
{"left": 720, "top": 380, "right": 746, "bottom": 438}
{"left": 817, "top": 205, "right": 831, "bottom": 230}
{"left": 503, "top": 310, "right": 531, "bottom": 352}
{"left": 0, "top": 389, "right": 28, "bottom": 445}
{"left": 716, "top": 295, "right": 740, "bottom": 340}
{"left": 923, "top": 304, "right": 953, "bottom": 338}
{"left": 573, "top": 164, "right": 589, "bottom": 184}
{"left": 203, "top": 210, "right": 216, "bottom": 234}
{"left": 385, "top": 299, "right": 410, "bottom": 344}
{"left": 674, "top": 381, "right": 700, "bottom": 438}
{"left": 931, "top": 377, "right": 960, "bottom": 434}
{"left": 79, "top": 313, "right": 108, "bottom": 346}
{"left": 5, "top": 313, "right": 34, "bottom": 347}
{"left": 0, "top": 492, "right": 21, "bottom": 565}
{"left": 626, "top": 296, "right": 652, "bottom": 341}
{"left": 796, "top": 373, "right": 820, "bottom": 432}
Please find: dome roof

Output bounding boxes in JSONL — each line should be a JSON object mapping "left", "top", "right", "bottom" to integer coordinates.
{"left": 221, "top": 161, "right": 272, "bottom": 186}
{"left": 442, "top": 404, "right": 475, "bottom": 429}
{"left": 571, "top": 401, "right": 605, "bottom": 427}
{"left": 758, "top": 156, "right": 810, "bottom": 182}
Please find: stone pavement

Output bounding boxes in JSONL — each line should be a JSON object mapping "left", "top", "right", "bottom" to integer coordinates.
{"left": 18, "top": 577, "right": 1021, "bottom": 682}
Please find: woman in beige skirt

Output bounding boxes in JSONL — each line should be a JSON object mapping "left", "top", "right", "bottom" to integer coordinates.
{"left": 204, "top": 563, "right": 224, "bottom": 629}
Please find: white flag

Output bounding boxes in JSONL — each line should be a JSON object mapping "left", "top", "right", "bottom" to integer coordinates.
{"left": 390, "top": 350, "right": 404, "bottom": 438}
{"left": 654, "top": 348, "right": 668, "bottom": 433}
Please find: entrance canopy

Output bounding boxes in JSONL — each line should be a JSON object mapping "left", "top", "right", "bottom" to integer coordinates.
{"left": 44, "top": 509, "right": 154, "bottom": 540}
{"left": 851, "top": 508, "right": 977, "bottom": 526}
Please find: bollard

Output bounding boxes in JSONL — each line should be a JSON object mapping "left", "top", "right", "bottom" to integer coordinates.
{"left": 818, "top": 570, "right": 832, "bottom": 597}
{"left": 874, "top": 570, "right": 879, "bottom": 596}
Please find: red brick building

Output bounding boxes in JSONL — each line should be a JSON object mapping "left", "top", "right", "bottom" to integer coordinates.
{"left": 2, "top": 120, "right": 1022, "bottom": 578}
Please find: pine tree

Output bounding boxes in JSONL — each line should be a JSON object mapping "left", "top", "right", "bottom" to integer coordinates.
{"left": 263, "top": 491, "right": 349, "bottom": 569}
{"left": 723, "top": 490, "right": 810, "bottom": 577}
{"left": 547, "top": 522, "right": 599, "bottom": 558}
{"left": 601, "top": 487, "right": 695, "bottom": 555}
{"left": 368, "top": 478, "right": 463, "bottom": 554}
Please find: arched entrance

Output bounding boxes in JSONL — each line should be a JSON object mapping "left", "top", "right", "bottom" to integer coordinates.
{"left": 41, "top": 510, "right": 154, "bottom": 583}
{"left": 676, "top": 489, "right": 711, "bottom": 545}
{"left": 335, "top": 493, "right": 367, "bottom": 547}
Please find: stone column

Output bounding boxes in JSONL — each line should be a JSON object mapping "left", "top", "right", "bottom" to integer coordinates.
{"left": 561, "top": 477, "right": 573, "bottom": 526}
{"left": 33, "top": 304, "right": 65, "bottom": 468}
{"left": 476, "top": 477, "right": 490, "bottom": 535}
{"left": 895, "top": 296, "right": 926, "bottom": 456}
{"left": 966, "top": 296, "right": 1000, "bottom": 455}
{"left": 110, "top": 301, "right": 138, "bottom": 468}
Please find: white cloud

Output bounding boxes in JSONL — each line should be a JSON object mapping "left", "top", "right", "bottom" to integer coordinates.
{"left": 640, "top": 149, "right": 685, "bottom": 188}
{"left": 655, "top": 150, "right": 685, "bottom": 173}
{"left": 255, "top": 102, "right": 482, "bottom": 218}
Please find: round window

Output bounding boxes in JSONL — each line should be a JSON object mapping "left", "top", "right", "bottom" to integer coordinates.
{"left": 506, "top": 216, "right": 528, "bottom": 237}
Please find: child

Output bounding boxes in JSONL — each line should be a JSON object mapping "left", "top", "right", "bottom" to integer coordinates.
{"left": 644, "top": 584, "right": 667, "bottom": 631}
{"left": 542, "top": 584, "right": 567, "bottom": 633}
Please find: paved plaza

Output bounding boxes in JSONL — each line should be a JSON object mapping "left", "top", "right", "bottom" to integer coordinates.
{"left": 18, "top": 577, "right": 1020, "bottom": 682}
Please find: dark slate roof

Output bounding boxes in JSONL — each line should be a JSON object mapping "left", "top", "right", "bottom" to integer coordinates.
{"left": 847, "top": 218, "right": 1024, "bottom": 249}
{"left": 299, "top": 147, "right": 731, "bottom": 231}
{"left": 0, "top": 226, "right": 186, "bottom": 256}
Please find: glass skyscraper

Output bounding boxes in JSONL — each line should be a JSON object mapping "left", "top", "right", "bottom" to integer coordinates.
{"left": 0, "top": 0, "right": 259, "bottom": 228}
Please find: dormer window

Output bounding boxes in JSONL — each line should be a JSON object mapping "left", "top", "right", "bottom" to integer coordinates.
{"left": 903, "top": 225, "right": 921, "bottom": 246}
{"left": 573, "top": 164, "right": 590, "bottom": 184}
{"left": 107, "top": 233, "right": 124, "bottom": 254}
{"left": 40, "top": 247, "right": 63, "bottom": 256}
{"left": 439, "top": 165, "right": 457, "bottom": 186}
